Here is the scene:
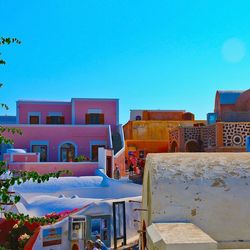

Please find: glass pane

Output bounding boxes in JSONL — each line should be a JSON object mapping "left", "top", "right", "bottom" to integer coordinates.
{"left": 102, "top": 219, "right": 108, "bottom": 229}
{"left": 30, "top": 116, "right": 39, "bottom": 124}
{"left": 51, "top": 116, "right": 60, "bottom": 124}
{"left": 103, "top": 230, "right": 108, "bottom": 240}
{"left": 61, "top": 149, "right": 67, "bottom": 162}
{"left": 90, "top": 114, "right": 99, "bottom": 124}
{"left": 115, "top": 203, "right": 124, "bottom": 237}
{"left": 60, "top": 143, "right": 75, "bottom": 162}
{"left": 102, "top": 219, "right": 109, "bottom": 241}
{"left": 91, "top": 219, "right": 101, "bottom": 237}
{"left": 48, "top": 116, "right": 64, "bottom": 124}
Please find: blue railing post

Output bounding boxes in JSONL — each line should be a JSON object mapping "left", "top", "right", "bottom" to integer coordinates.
{"left": 246, "top": 136, "right": 250, "bottom": 152}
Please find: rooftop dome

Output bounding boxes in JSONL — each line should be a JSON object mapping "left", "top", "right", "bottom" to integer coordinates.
{"left": 217, "top": 90, "right": 243, "bottom": 105}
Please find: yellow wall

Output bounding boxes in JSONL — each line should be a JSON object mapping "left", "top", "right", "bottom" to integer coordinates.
{"left": 123, "top": 120, "right": 206, "bottom": 160}
{"left": 125, "top": 120, "right": 206, "bottom": 141}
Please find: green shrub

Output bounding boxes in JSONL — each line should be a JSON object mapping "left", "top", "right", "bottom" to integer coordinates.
{"left": 74, "top": 155, "right": 89, "bottom": 162}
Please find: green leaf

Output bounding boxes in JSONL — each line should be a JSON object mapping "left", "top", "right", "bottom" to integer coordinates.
{"left": 10, "top": 178, "right": 16, "bottom": 185}
{"left": 14, "top": 196, "right": 20, "bottom": 203}
{"left": 1, "top": 193, "right": 9, "bottom": 203}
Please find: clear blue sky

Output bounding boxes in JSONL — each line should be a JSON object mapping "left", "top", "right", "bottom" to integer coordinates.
{"left": 1, "top": 0, "right": 250, "bottom": 124}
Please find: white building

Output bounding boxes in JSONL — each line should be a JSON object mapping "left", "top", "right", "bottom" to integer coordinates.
{"left": 141, "top": 153, "right": 250, "bottom": 249}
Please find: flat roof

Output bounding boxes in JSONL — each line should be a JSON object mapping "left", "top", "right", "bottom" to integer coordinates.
{"left": 17, "top": 98, "right": 119, "bottom": 104}
{"left": 130, "top": 109, "right": 186, "bottom": 112}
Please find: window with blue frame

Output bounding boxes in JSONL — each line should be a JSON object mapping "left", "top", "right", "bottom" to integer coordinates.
{"left": 87, "top": 215, "right": 111, "bottom": 247}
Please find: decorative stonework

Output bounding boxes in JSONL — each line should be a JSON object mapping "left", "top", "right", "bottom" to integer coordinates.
{"left": 170, "top": 122, "right": 250, "bottom": 151}
{"left": 183, "top": 127, "right": 201, "bottom": 143}
{"left": 223, "top": 123, "right": 250, "bottom": 147}
{"left": 202, "top": 125, "right": 216, "bottom": 148}
{"left": 169, "top": 128, "right": 179, "bottom": 145}
{"left": 170, "top": 125, "right": 217, "bottom": 151}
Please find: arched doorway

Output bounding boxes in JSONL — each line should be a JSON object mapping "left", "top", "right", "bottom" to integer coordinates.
{"left": 185, "top": 140, "right": 200, "bottom": 152}
{"left": 60, "top": 142, "right": 76, "bottom": 162}
{"left": 170, "top": 141, "right": 178, "bottom": 152}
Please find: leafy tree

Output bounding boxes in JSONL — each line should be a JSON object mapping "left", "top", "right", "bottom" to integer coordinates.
{"left": 0, "top": 37, "right": 21, "bottom": 110}
{"left": 0, "top": 37, "right": 70, "bottom": 222}
{"left": 0, "top": 37, "right": 21, "bottom": 65}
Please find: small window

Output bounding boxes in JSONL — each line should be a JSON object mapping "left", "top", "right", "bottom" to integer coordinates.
{"left": 89, "top": 216, "right": 110, "bottom": 246}
{"left": 30, "top": 116, "right": 40, "bottom": 124}
{"left": 86, "top": 114, "right": 104, "bottom": 124}
{"left": 46, "top": 116, "right": 64, "bottom": 124}
{"left": 136, "top": 115, "right": 142, "bottom": 120}
{"left": 91, "top": 218, "right": 101, "bottom": 237}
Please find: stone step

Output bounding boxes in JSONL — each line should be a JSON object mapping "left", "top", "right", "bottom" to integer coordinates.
{"left": 146, "top": 222, "right": 217, "bottom": 250}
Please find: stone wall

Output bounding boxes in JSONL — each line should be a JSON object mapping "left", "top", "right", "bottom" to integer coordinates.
{"left": 183, "top": 127, "right": 201, "bottom": 143}
{"left": 169, "top": 128, "right": 179, "bottom": 145}
{"left": 202, "top": 124, "right": 216, "bottom": 148}
{"left": 170, "top": 122, "right": 250, "bottom": 152}
{"left": 223, "top": 122, "right": 250, "bottom": 147}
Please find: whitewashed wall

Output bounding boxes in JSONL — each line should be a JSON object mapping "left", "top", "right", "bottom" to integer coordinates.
{"left": 142, "top": 153, "right": 250, "bottom": 246}
{"left": 32, "top": 196, "right": 141, "bottom": 249}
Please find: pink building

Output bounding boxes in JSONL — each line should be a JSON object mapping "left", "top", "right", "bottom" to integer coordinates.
{"left": 0, "top": 98, "right": 125, "bottom": 177}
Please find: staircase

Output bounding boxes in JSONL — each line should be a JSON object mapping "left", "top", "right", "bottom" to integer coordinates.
{"left": 112, "top": 132, "right": 123, "bottom": 154}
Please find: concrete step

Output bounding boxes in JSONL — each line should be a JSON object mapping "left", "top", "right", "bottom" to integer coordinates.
{"left": 146, "top": 222, "right": 217, "bottom": 250}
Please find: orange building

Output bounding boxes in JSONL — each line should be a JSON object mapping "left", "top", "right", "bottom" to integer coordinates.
{"left": 169, "top": 89, "right": 250, "bottom": 152}
{"left": 123, "top": 110, "right": 205, "bottom": 161}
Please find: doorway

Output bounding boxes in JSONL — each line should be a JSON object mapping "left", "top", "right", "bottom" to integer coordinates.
{"left": 106, "top": 156, "right": 112, "bottom": 178}
{"left": 60, "top": 143, "right": 75, "bottom": 162}
{"left": 170, "top": 141, "right": 178, "bottom": 152}
{"left": 185, "top": 140, "right": 200, "bottom": 152}
{"left": 91, "top": 145, "right": 105, "bottom": 161}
